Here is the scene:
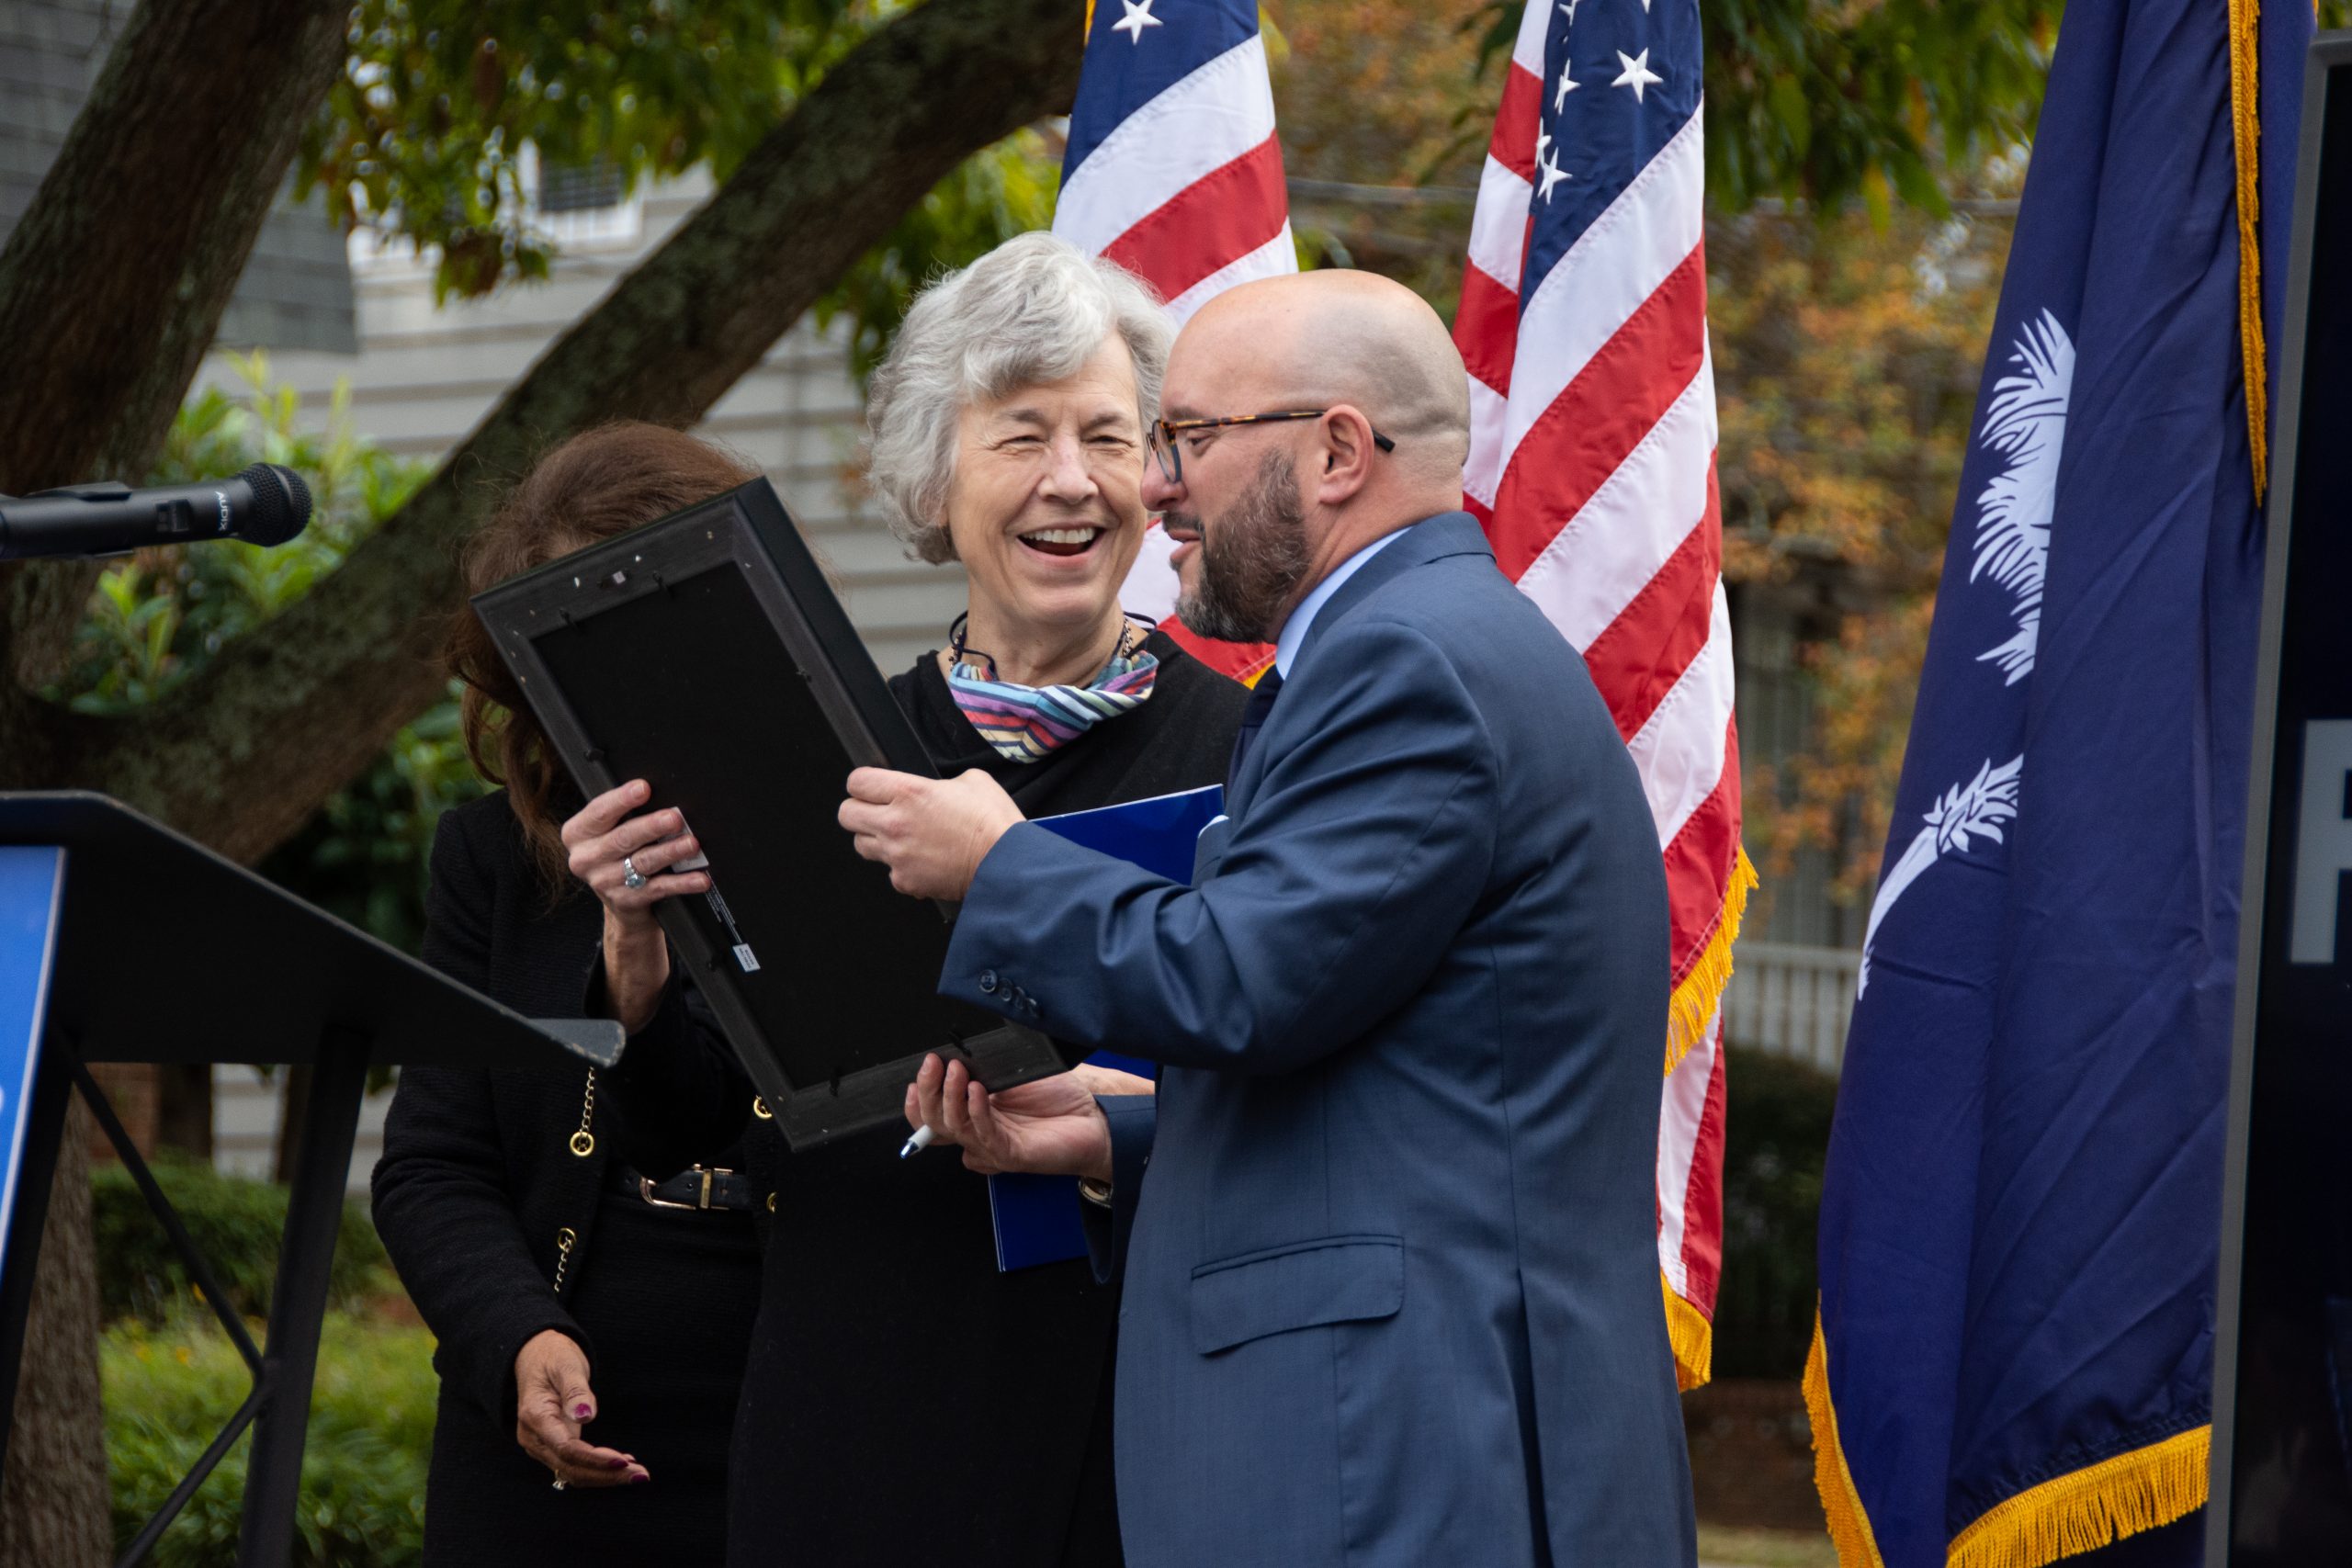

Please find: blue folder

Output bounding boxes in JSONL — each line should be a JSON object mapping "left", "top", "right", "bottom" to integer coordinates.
{"left": 987, "top": 784, "right": 1223, "bottom": 1271}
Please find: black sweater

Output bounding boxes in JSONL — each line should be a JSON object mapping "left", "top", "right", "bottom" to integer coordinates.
{"left": 599, "top": 629, "right": 1247, "bottom": 1568}
{"left": 374, "top": 795, "right": 760, "bottom": 1566}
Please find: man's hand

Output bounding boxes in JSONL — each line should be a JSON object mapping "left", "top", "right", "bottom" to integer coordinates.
{"left": 904, "top": 1054, "right": 1114, "bottom": 1181}
{"left": 514, "top": 1329, "right": 646, "bottom": 1487}
{"left": 840, "top": 767, "right": 1024, "bottom": 901}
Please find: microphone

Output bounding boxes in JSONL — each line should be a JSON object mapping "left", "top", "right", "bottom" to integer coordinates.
{"left": 0, "top": 464, "right": 313, "bottom": 561}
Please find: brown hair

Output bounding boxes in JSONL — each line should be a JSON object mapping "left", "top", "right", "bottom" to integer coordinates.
{"left": 447, "top": 422, "right": 761, "bottom": 891}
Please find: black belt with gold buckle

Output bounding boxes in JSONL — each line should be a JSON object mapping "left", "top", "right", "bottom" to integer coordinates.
{"left": 608, "top": 1163, "right": 757, "bottom": 1213}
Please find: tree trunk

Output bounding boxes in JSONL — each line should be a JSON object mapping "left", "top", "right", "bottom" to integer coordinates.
{"left": 32, "top": 0, "right": 1088, "bottom": 863}
{"left": 0, "top": 1099, "right": 108, "bottom": 1568}
{"left": 153, "top": 1064, "right": 214, "bottom": 1162}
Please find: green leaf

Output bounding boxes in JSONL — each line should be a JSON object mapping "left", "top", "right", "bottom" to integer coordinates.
{"left": 1767, "top": 73, "right": 1810, "bottom": 158}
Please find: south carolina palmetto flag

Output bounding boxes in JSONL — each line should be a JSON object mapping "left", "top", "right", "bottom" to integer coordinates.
{"left": 1807, "top": 2, "right": 2312, "bottom": 1561}
{"left": 1455, "top": 0, "right": 1752, "bottom": 1389}
{"left": 1053, "top": 0, "right": 1293, "bottom": 682}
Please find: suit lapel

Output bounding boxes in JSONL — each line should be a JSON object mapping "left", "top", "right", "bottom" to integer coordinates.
{"left": 1292, "top": 511, "right": 1490, "bottom": 670}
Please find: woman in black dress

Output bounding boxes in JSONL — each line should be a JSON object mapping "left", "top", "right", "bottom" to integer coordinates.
{"left": 563, "top": 232, "right": 1248, "bottom": 1565}
{"left": 372, "top": 426, "right": 770, "bottom": 1566}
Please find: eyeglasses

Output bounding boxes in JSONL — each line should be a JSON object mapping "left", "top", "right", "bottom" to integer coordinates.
{"left": 1147, "top": 409, "right": 1396, "bottom": 485}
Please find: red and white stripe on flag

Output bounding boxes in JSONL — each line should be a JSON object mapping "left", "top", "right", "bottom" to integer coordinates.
{"left": 1456, "top": 0, "right": 1753, "bottom": 1390}
{"left": 1054, "top": 0, "right": 1293, "bottom": 683}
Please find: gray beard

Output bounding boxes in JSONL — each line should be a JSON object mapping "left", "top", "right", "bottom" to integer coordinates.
{"left": 1172, "top": 452, "right": 1310, "bottom": 645}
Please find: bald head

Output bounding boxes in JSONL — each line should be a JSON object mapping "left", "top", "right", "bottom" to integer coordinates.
{"left": 1153, "top": 270, "right": 1475, "bottom": 638}
{"left": 1180, "top": 270, "right": 1473, "bottom": 489}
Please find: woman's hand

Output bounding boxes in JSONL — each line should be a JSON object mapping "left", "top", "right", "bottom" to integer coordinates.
{"left": 561, "top": 780, "right": 709, "bottom": 1032}
{"left": 904, "top": 1054, "right": 1113, "bottom": 1180}
{"left": 514, "top": 1329, "right": 647, "bottom": 1488}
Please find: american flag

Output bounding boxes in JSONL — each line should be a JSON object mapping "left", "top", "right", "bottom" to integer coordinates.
{"left": 1053, "top": 0, "right": 1291, "bottom": 682}
{"left": 1456, "top": 0, "right": 1752, "bottom": 1390}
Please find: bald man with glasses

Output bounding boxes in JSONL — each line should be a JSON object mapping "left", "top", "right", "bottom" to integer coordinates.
{"left": 842, "top": 269, "right": 1698, "bottom": 1568}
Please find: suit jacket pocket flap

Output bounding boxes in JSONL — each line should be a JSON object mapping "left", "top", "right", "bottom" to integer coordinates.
{"left": 1189, "top": 1235, "right": 1403, "bottom": 1355}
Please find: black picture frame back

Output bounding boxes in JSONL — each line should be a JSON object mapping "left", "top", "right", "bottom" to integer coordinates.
{"left": 471, "top": 478, "right": 1064, "bottom": 1149}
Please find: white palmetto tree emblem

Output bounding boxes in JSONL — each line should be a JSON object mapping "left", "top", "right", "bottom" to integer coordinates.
{"left": 1969, "top": 310, "right": 2075, "bottom": 684}
{"left": 1858, "top": 756, "right": 2023, "bottom": 997}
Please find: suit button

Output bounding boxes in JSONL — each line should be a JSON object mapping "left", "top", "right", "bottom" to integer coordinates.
{"left": 978, "top": 970, "right": 1000, "bottom": 994}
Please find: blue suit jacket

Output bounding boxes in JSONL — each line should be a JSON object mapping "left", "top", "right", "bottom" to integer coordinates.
{"left": 943, "top": 513, "right": 1697, "bottom": 1567}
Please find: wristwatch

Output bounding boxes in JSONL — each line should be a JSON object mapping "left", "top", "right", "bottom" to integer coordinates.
{"left": 1077, "top": 1177, "right": 1114, "bottom": 1208}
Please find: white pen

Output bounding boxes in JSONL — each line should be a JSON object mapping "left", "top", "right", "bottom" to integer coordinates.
{"left": 899, "top": 1124, "right": 935, "bottom": 1159}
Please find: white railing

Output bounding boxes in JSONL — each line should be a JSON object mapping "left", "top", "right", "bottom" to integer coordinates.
{"left": 1723, "top": 942, "right": 1860, "bottom": 1076}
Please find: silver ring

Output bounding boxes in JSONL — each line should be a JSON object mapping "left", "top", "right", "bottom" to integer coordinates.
{"left": 551, "top": 1476, "right": 568, "bottom": 1491}
{"left": 621, "top": 855, "right": 647, "bottom": 890}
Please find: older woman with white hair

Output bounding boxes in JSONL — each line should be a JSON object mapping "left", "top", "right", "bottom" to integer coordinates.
{"left": 561, "top": 231, "right": 1248, "bottom": 1566}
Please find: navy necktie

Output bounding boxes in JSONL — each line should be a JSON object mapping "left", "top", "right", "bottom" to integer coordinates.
{"left": 1227, "top": 666, "right": 1284, "bottom": 785}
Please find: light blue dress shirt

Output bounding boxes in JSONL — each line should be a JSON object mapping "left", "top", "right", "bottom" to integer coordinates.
{"left": 1272, "top": 529, "right": 1405, "bottom": 680}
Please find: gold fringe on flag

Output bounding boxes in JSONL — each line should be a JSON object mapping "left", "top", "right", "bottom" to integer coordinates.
{"left": 1665, "top": 845, "right": 1758, "bottom": 1077}
{"left": 1946, "top": 1426, "right": 2211, "bottom": 1568}
{"left": 1662, "top": 1271, "right": 1714, "bottom": 1391}
{"left": 1804, "top": 1304, "right": 2211, "bottom": 1568}
{"left": 1082, "top": 0, "right": 1096, "bottom": 40}
{"left": 1804, "top": 1310, "right": 1890, "bottom": 1568}
{"left": 2227, "top": 0, "right": 2270, "bottom": 501}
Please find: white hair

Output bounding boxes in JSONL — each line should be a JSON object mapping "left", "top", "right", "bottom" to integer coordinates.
{"left": 865, "top": 231, "right": 1171, "bottom": 564}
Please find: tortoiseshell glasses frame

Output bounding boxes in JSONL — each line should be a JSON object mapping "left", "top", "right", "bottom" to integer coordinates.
{"left": 1147, "top": 409, "right": 1396, "bottom": 485}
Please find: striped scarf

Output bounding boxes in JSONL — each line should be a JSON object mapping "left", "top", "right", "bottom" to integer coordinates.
{"left": 946, "top": 620, "right": 1159, "bottom": 763}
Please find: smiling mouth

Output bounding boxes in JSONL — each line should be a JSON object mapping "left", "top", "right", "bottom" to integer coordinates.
{"left": 1019, "top": 525, "right": 1105, "bottom": 558}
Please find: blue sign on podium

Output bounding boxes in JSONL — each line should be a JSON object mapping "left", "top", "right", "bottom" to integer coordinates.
{"left": 0, "top": 848, "right": 63, "bottom": 1288}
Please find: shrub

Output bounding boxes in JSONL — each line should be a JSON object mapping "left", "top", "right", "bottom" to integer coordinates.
{"left": 105, "top": 1311, "right": 436, "bottom": 1568}
{"left": 92, "top": 1156, "right": 395, "bottom": 1325}
{"left": 1710, "top": 1046, "right": 1839, "bottom": 1381}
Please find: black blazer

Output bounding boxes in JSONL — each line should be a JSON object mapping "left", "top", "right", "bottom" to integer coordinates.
{"left": 598, "top": 629, "right": 1248, "bottom": 1568}
{"left": 375, "top": 795, "right": 759, "bottom": 1565}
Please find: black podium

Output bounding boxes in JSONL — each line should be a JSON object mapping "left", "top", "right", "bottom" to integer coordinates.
{"left": 0, "top": 792, "right": 616, "bottom": 1567}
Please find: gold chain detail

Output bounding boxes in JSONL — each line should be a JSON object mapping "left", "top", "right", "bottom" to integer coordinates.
{"left": 552, "top": 1226, "right": 579, "bottom": 1293}
{"left": 567, "top": 1068, "right": 597, "bottom": 1157}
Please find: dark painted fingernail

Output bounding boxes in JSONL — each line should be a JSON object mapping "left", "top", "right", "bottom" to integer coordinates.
{"left": 574, "top": 1404, "right": 593, "bottom": 1419}
{"left": 629, "top": 1473, "right": 650, "bottom": 1484}
{"left": 607, "top": 1456, "right": 631, "bottom": 1469}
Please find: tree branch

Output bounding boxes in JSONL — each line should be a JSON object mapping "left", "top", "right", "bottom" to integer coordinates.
{"left": 0, "top": 0, "right": 351, "bottom": 703}
{"left": 67, "top": 0, "right": 1084, "bottom": 863}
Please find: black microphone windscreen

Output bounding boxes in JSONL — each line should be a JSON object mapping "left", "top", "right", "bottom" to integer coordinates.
{"left": 239, "top": 463, "right": 312, "bottom": 546}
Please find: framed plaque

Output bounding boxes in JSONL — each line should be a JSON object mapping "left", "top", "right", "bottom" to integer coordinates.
{"left": 471, "top": 478, "right": 1066, "bottom": 1149}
